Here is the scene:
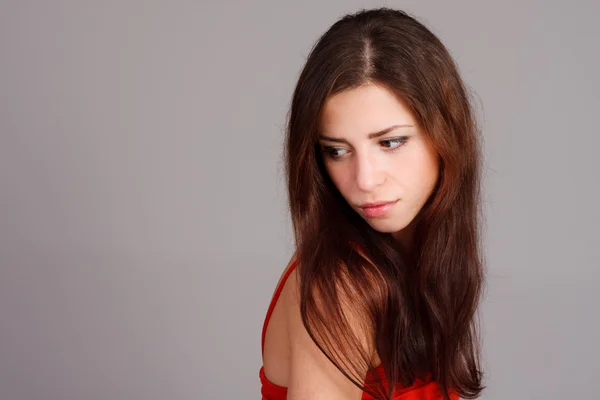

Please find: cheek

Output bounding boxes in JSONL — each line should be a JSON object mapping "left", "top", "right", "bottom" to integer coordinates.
{"left": 410, "top": 154, "right": 439, "bottom": 199}
{"left": 391, "top": 148, "right": 439, "bottom": 197}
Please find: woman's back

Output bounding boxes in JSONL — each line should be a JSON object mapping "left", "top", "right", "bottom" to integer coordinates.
{"left": 260, "top": 256, "right": 458, "bottom": 400}
{"left": 261, "top": 256, "right": 296, "bottom": 388}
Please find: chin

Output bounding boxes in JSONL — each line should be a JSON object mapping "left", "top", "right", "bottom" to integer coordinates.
{"left": 364, "top": 218, "right": 408, "bottom": 234}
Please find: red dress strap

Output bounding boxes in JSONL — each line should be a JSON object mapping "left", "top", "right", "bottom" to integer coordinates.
{"left": 261, "top": 259, "right": 298, "bottom": 355}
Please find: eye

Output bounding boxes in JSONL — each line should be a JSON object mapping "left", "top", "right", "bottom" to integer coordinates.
{"left": 321, "top": 146, "right": 349, "bottom": 159}
{"left": 380, "top": 136, "right": 409, "bottom": 150}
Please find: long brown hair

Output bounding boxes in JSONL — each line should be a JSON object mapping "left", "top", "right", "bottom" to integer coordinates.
{"left": 284, "top": 7, "right": 486, "bottom": 400}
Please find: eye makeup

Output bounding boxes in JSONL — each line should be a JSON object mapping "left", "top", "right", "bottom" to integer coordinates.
{"left": 319, "top": 135, "right": 410, "bottom": 160}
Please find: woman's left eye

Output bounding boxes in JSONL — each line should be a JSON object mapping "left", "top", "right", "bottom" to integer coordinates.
{"left": 380, "top": 137, "right": 408, "bottom": 150}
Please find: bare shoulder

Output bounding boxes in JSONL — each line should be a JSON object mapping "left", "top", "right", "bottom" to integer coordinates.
{"left": 280, "top": 260, "right": 375, "bottom": 400}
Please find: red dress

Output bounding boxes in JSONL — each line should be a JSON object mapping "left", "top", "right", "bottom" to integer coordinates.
{"left": 259, "top": 260, "right": 459, "bottom": 399}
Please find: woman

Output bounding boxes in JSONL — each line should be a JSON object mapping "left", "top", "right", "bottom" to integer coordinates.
{"left": 260, "top": 7, "right": 486, "bottom": 400}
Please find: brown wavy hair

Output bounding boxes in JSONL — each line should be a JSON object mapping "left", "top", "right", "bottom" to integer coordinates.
{"left": 284, "top": 7, "right": 486, "bottom": 400}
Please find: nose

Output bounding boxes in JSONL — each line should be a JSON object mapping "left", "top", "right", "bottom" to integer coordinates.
{"left": 354, "top": 150, "right": 384, "bottom": 192}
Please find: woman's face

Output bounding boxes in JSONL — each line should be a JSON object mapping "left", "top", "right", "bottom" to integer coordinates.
{"left": 318, "top": 82, "right": 439, "bottom": 246}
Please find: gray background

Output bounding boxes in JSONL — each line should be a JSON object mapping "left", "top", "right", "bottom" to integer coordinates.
{"left": 1, "top": 1, "right": 598, "bottom": 399}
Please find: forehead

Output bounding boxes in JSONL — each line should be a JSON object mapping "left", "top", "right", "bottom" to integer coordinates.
{"left": 319, "top": 83, "right": 416, "bottom": 137}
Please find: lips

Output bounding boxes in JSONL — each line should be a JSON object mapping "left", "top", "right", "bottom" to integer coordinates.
{"left": 358, "top": 199, "right": 398, "bottom": 218}
{"left": 359, "top": 200, "right": 397, "bottom": 208}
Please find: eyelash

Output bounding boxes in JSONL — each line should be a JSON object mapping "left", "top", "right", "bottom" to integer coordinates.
{"left": 321, "top": 137, "right": 409, "bottom": 160}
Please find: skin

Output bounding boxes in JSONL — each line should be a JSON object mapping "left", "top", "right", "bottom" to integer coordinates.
{"left": 318, "top": 82, "right": 440, "bottom": 250}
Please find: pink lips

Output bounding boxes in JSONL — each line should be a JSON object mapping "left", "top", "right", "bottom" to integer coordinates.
{"left": 359, "top": 200, "right": 398, "bottom": 218}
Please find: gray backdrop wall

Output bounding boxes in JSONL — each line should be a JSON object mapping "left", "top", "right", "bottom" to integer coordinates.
{"left": 1, "top": 1, "right": 598, "bottom": 399}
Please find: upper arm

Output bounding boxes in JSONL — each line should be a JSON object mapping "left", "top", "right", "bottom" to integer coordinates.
{"left": 283, "top": 268, "right": 374, "bottom": 400}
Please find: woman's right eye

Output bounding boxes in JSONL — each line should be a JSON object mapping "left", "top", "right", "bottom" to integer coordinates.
{"left": 322, "top": 146, "right": 348, "bottom": 159}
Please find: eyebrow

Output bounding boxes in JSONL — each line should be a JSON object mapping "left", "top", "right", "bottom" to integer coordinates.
{"left": 319, "top": 124, "right": 414, "bottom": 143}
